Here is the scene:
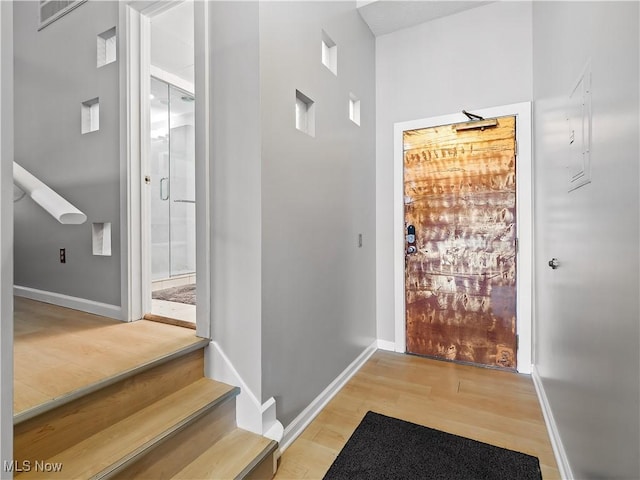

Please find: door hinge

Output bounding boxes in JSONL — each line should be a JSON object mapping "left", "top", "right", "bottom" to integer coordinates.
{"left": 516, "top": 334, "right": 519, "bottom": 350}
{"left": 514, "top": 139, "right": 518, "bottom": 156}
{"left": 515, "top": 237, "right": 519, "bottom": 254}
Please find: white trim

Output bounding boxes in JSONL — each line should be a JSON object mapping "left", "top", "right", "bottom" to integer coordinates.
{"left": 393, "top": 102, "right": 533, "bottom": 373}
{"left": 0, "top": 0, "right": 15, "bottom": 468}
{"left": 14, "top": 286, "right": 123, "bottom": 320}
{"left": 206, "top": 341, "right": 283, "bottom": 441}
{"left": 139, "top": 14, "right": 152, "bottom": 317}
{"left": 261, "top": 397, "right": 284, "bottom": 443}
{"left": 120, "top": 4, "right": 143, "bottom": 322}
{"left": 193, "top": 0, "right": 211, "bottom": 340}
{"left": 280, "top": 341, "right": 379, "bottom": 453}
{"left": 130, "top": 0, "right": 182, "bottom": 18}
{"left": 376, "top": 339, "right": 396, "bottom": 351}
{"left": 532, "top": 366, "right": 573, "bottom": 480}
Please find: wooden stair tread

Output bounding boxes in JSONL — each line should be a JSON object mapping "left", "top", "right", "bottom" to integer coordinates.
{"left": 172, "top": 428, "right": 277, "bottom": 479}
{"left": 16, "top": 378, "right": 238, "bottom": 479}
{"left": 15, "top": 326, "right": 209, "bottom": 424}
{"left": 14, "top": 349, "right": 206, "bottom": 468}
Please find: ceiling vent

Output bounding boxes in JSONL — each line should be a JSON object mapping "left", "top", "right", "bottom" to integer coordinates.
{"left": 39, "top": 0, "right": 87, "bottom": 31}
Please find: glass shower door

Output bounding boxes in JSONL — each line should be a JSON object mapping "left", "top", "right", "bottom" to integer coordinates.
{"left": 149, "top": 77, "right": 195, "bottom": 281}
{"left": 168, "top": 85, "right": 196, "bottom": 277}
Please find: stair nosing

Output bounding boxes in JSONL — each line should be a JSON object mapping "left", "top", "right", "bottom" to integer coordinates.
{"left": 95, "top": 382, "right": 240, "bottom": 480}
{"left": 14, "top": 337, "right": 210, "bottom": 425}
{"left": 173, "top": 429, "right": 277, "bottom": 480}
{"left": 234, "top": 438, "right": 279, "bottom": 480}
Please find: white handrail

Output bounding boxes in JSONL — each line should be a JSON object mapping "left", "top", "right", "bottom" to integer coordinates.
{"left": 13, "top": 162, "right": 87, "bottom": 225}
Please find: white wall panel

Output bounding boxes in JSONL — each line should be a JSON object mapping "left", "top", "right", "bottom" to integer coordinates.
{"left": 532, "top": 2, "right": 639, "bottom": 477}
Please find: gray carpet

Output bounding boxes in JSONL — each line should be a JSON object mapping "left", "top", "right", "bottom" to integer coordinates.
{"left": 152, "top": 284, "right": 196, "bottom": 305}
{"left": 323, "top": 411, "right": 542, "bottom": 480}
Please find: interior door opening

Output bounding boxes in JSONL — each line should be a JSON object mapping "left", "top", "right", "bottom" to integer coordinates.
{"left": 145, "top": 0, "right": 196, "bottom": 326}
{"left": 149, "top": 77, "right": 196, "bottom": 324}
{"left": 403, "top": 116, "right": 518, "bottom": 370}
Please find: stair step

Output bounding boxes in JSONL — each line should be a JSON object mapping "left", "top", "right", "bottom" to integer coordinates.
{"left": 15, "top": 335, "right": 210, "bottom": 424}
{"left": 14, "top": 301, "right": 279, "bottom": 480}
{"left": 16, "top": 378, "right": 239, "bottom": 479}
{"left": 15, "top": 346, "right": 207, "bottom": 466}
{"left": 172, "top": 429, "right": 279, "bottom": 480}
{"left": 111, "top": 399, "right": 237, "bottom": 479}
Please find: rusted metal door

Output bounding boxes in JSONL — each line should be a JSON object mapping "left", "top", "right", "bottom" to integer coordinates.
{"left": 403, "top": 116, "right": 517, "bottom": 369}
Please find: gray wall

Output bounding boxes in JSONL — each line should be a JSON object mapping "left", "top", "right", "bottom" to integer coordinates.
{"left": 532, "top": 2, "right": 640, "bottom": 478}
{"left": 0, "top": 0, "right": 14, "bottom": 471}
{"left": 13, "top": 1, "right": 121, "bottom": 306}
{"left": 208, "top": 1, "right": 263, "bottom": 398}
{"left": 259, "top": 1, "right": 377, "bottom": 426}
{"left": 375, "top": 1, "right": 533, "bottom": 343}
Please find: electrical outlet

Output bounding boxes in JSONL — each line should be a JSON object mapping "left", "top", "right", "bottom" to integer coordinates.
{"left": 60, "top": 248, "right": 66, "bottom": 263}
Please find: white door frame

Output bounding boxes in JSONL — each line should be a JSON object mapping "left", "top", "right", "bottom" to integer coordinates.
{"left": 122, "top": 0, "right": 210, "bottom": 339}
{"left": 393, "top": 102, "right": 532, "bottom": 373}
{"left": 0, "top": 0, "right": 14, "bottom": 467}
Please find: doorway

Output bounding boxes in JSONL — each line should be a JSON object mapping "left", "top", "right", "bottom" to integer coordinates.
{"left": 393, "top": 102, "right": 533, "bottom": 373}
{"left": 149, "top": 77, "right": 196, "bottom": 323}
{"left": 146, "top": 1, "right": 196, "bottom": 325}
{"left": 123, "top": 0, "right": 208, "bottom": 332}
{"left": 403, "top": 116, "right": 517, "bottom": 369}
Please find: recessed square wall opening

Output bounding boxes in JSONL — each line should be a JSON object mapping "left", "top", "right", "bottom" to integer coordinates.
{"left": 295, "top": 90, "right": 315, "bottom": 137}
{"left": 321, "top": 30, "right": 337, "bottom": 76}
{"left": 97, "top": 27, "right": 117, "bottom": 67}
{"left": 349, "top": 93, "right": 361, "bottom": 126}
{"left": 81, "top": 97, "right": 100, "bottom": 134}
{"left": 92, "top": 222, "right": 111, "bottom": 256}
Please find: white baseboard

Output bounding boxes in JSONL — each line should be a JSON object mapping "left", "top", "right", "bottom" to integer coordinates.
{"left": 280, "top": 340, "right": 379, "bottom": 453}
{"left": 14, "top": 285, "right": 123, "bottom": 320}
{"left": 532, "top": 366, "right": 573, "bottom": 480}
{"left": 376, "top": 339, "right": 396, "bottom": 351}
{"left": 206, "top": 341, "right": 283, "bottom": 442}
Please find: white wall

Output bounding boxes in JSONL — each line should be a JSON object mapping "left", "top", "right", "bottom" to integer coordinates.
{"left": 206, "top": 1, "right": 263, "bottom": 401}
{"left": 13, "top": 1, "right": 122, "bottom": 310}
{"left": 203, "top": 1, "right": 376, "bottom": 430}
{"left": 375, "top": 1, "right": 533, "bottom": 344}
{"left": 0, "top": 1, "right": 14, "bottom": 473}
{"left": 259, "top": 1, "right": 377, "bottom": 426}
{"left": 532, "top": 2, "right": 639, "bottom": 478}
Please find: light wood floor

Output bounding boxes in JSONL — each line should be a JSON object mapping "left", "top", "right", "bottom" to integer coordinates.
{"left": 276, "top": 350, "right": 560, "bottom": 480}
{"left": 15, "top": 299, "right": 559, "bottom": 479}
{"left": 14, "top": 297, "right": 201, "bottom": 418}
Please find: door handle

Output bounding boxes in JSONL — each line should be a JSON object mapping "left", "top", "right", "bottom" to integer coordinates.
{"left": 160, "top": 177, "right": 169, "bottom": 201}
{"left": 406, "top": 224, "right": 417, "bottom": 255}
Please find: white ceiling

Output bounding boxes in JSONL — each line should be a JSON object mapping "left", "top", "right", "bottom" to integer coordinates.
{"left": 357, "top": 0, "right": 494, "bottom": 37}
